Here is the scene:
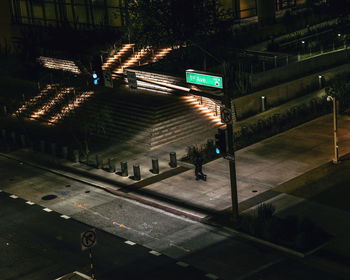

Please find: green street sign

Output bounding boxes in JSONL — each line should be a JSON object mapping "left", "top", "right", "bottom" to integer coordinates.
{"left": 186, "top": 70, "right": 223, "bottom": 89}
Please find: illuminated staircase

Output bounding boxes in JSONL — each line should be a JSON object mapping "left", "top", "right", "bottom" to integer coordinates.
{"left": 102, "top": 44, "right": 174, "bottom": 79}
{"left": 111, "top": 47, "right": 152, "bottom": 77}
{"left": 13, "top": 84, "right": 96, "bottom": 125}
{"left": 13, "top": 84, "right": 58, "bottom": 118}
{"left": 102, "top": 43, "right": 135, "bottom": 72}
{"left": 151, "top": 47, "right": 172, "bottom": 63}
{"left": 75, "top": 90, "right": 223, "bottom": 150}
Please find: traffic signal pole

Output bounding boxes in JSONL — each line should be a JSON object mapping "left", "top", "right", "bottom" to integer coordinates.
{"left": 223, "top": 62, "right": 239, "bottom": 223}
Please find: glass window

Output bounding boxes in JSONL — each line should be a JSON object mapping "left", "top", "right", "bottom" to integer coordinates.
{"left": 240, "top": 0, "right": 257, "bottom": 18}
{"left": 73, "top": 4, "right": 89, "bottom": 23}
{"left": 45, "top": 2, "right": 57, "bottom": 21}
{"left": 93, "top": 6, "right": 107, "bottom": 25}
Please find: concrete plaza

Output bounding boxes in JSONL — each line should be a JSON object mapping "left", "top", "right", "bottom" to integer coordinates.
{"left": 4, "top": 114, "right": 350, "bottom": 219}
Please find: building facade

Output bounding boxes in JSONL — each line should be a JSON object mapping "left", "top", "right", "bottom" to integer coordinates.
{"left": 8, "top": 0, "right": 307, "bottom": 30}
{"left": 0, "top": 0, "right": 307, "bottom": 50}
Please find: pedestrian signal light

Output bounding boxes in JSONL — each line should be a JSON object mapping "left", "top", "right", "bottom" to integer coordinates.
{"left": 92, "top": 71, "right": 100, "bottom": 85}
{"left": 215, "top": 128, "right": 227, "bottom": 156}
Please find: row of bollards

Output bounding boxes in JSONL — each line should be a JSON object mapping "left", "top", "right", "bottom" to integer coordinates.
{"left": 95, "top": 152, "right": 177, "bottom": 181}
{"left": 1, "top": 129, "right": 177, "bottom": 182}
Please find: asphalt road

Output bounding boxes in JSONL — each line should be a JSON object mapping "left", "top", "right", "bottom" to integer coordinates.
{"left": 0, "top": 190, "right": 212, "bottom": 280}
{"left": 1, "top": 152, "right": 347, "bottom": 280}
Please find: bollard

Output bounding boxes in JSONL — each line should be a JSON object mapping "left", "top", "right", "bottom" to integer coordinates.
{"left": 114, "top": 160, "right": 118, "bottom": 174}
{"left": 40, "top": 140, "right": 45, "bottom": 153}
{"left": 62, "top": 146, "right": 68, "bottom": 159}
{"left": 108, "top": 158, "right": 115, "bottom": 172}
{"left": 121, "top": 161, "right": 128, "bottom": 177}
{"left": 10, "top": 132, "right": 16, "bottom": 145}
{"left": 151, "top": 158, "right": 159, "bottom": 174}
{"left": 133, "top": 164, "right": 141, "bottom": 180}
{"left": 20, "top": 134, "right": 26, "bottom": 148}
{"left": 261, "top": 96, "right": 266, "bottom": 112}
{"left": 95, "top": 154, "right": 102, "bottom": 169}
{"left": 73, "top": 149, "right": 79, "bottom": 163}
{"left": 50, "top": 143, "right": 56, "bottom": 156}
{"left": 169, "top": 152, "right": 177, "bottom": 168}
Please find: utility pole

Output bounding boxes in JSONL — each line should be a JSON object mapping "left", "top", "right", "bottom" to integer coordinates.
{"left": 188, "top": 43, "right": 239, "bottom": 222}
{"left": 223, "top": 62, "right": 239, "bottom": 223}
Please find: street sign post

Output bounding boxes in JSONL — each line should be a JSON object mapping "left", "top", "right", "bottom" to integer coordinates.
{"left": 81, "top": 229, "right": 97, "bottom": 280}
{"left": 186, "top": 69, "right": 223, "bottom": 89}
{"left": 81, "top": 229, "right": 97, "bottom": 251}
{"left": 220, "top": 107, "right": 232, "bottom": 124}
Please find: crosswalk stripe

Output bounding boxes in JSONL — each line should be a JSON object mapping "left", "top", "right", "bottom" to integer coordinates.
{"left": 176, "top": 261, "right": 189, "bottom": 267}
{"left": 124, "top": 240, "right": 136, "bottom": 246}
{"left": 26, "top": 201, "right": 35, "bottom": 205}
{"left": 60, "top": 215, "right": 70, "bottom": 219}
{"left": 10, "top": 194, "right": 18, "bottom": 199}
{"left": 149, "top": 250, "right": 161, "bottom": 256}
{"left": 205, "top": 273, "right": 219, "bottom": 279}
{"left": 43, "top": 208, "right": 53, "bottom": 212}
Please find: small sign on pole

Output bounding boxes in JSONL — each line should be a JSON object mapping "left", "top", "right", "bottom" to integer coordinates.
{"left": 220, "top": 107, "right": 232, "bottom": 124}
{"left": 81, "top": 229, "right": 97, "bottom": 280}
{"left": 81, "top": 229, "right": 97, "bottom": 251}
{"left": 103, "top": 70, "right": 113, "bottom": 88}
{"left": 126, "top": 71, "right": 137, "bottom": 89}
{"left": 186, "top": 69, "right": 223, "bottom": 89}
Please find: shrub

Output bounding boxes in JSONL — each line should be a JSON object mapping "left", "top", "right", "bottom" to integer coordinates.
{"left": 256, "top": 203, "right": 276, "bottom": 220}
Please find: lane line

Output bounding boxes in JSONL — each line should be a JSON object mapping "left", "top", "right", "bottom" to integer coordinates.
{"left": 124, "top": 240, "right": 136, "bottom": 246}
{"left": 205, "top": 273, "right": 219, "bottom": 280}
{"left": 26, "top": 201, "right": 35, "bottom": 205}
{"left": 43, "top": 208, "right": 53, "bottom": 212}
{"left": 9, "top": 194, "right": 18, "bottom": 199}
{"left": 176, "top": 261, "right": 189, "bottom": 267}
{"left": 60, "top": 215, "right": 70, "bottom": 219}
{"left": 149, "top": 250, "right": 161, "bottom": 256}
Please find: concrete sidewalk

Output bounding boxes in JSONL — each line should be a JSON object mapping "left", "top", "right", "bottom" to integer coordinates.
{"left": 142, "top": 114, "right": 350, "bottom": 213}
{"left": 3, "top": 114, "right": 350, "bottom": 220}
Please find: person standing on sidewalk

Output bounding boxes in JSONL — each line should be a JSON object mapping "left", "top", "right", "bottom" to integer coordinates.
{"left": 194, "top": 152, "right": 206, "bottom": 181}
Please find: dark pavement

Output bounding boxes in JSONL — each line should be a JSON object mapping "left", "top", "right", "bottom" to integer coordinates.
{"left": 0, "top": 191, "right": 212, "bottom": 280}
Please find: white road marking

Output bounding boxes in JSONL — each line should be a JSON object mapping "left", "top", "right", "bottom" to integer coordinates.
{"left": 9, "top": 195, "right": 18, "bottom": 199}
{"left": 176, "top": 261, "right": 189, "bottom": 267}
{"left": 124, "top": 240, "right": 136, "bottom": 246}
{"left": 60, "top": 215, "right": 70, "bottom": 219}
{"left": 43, "top": 208, "right": 53, "bottom": 212}
{"left": 26, "top": 201, "right": 35, "bottom": 205}
{"left": 205, "top": 273, "right": 219, "bottom": 280}
{"left": 149, "top": 250, "right": 161, "bottom": 256}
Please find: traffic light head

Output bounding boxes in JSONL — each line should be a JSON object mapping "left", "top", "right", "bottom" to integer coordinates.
{"left": 215, "top": 128, "right": 227, "bottom": 156}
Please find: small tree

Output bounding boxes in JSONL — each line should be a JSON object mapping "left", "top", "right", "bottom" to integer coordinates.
{"left": 326, "top": 75, "right": 350, "bottom": 114}
{"left": 126, "top": 0, "right": 233, "bottom": 48}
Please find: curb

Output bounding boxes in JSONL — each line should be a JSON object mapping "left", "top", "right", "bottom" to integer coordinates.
{"left": 223, "top": 226, "right": 332, "bottom": 258}
{"left": 0, "top": 152, "right": 204, "bottom": 222}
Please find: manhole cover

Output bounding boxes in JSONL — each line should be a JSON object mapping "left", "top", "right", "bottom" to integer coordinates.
{"left": 41, "top": 194, "right": 57, "bottom": 200}
{"left": 65, "top": 185, "right": 71, "bottom": 188}
{"left": 252, "top": 190, "right": 258, "bottom": 193}
{"left": 85, "top": 191, "right": 90, "bottom": 193}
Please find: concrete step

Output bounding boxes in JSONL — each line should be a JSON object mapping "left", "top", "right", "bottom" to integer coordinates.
{"left": 149, "top": 123, "right": 218, "bottom": 150}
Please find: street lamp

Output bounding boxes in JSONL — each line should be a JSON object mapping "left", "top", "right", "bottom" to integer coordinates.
{"left": 327, "top": 95, "right": 339, "bottom": 164}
